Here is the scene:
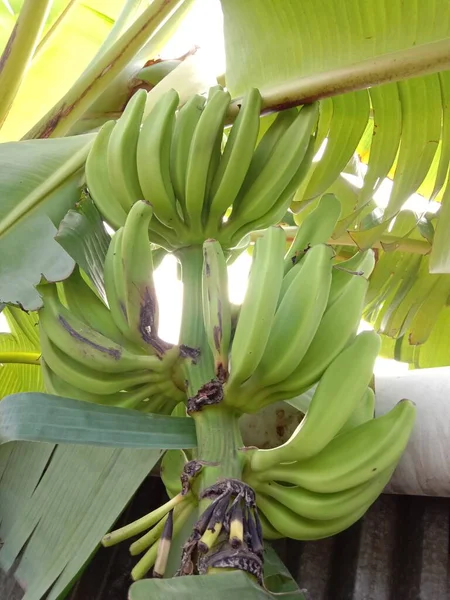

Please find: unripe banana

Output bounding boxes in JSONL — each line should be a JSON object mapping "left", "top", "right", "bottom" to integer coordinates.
{"left": 254, "top": 465, "right": 394, "bottom": 522}
{"left": 338, "top": 386, "right": 375, "bottom": 435}
{"left": 273, "top": 272, "right": 369, "bottom": 397}
{"left": 227, "top": 103, "right": 319, "bottom": 230}
{"left": 254, "top": 399, "right": 416, "bottom": 493}
{"left": 227, "top": 227, "right": 286, "bottom": 389}
{"left": 85, "top": 121, "right": 127, "bottom": 229}
{"left": 250, "top": 331, "right": 381, "bottom": 471}
{"left": 120, "top": 199, "right": 159, "bottom": 350}
{"left": 38, "top": 284, "right": 163, "bottom": 374}
{"left": 184, "top": 88, "right": 231, "bottom": 236}
{"left": 328, "top": 249, "right": 375, "bottom": 307}
{"left": 136, "top": 89, "right": 185, "bottom": 232}
{"left": 107, "top": 89, "right": 147, "bottom": 210}
{"left": 253, "top": 244, "right": 333, "bottom": 388}
{"left": 39, "top": 326, "right": 163, "bottom": 396}
{"left": 206, "top": 88, "right": 262, "bottom": 234}
{"left": 256, "top": 493, "right": 370, "bottom": 541}
{"left": 170, "top": 94, "right": 206, "bottom": 218}
{"left": 202, "top": 239, "right": 232, "bottom": 380}
{"left": 284, "top": 194, "right": 341, "bottom": 274}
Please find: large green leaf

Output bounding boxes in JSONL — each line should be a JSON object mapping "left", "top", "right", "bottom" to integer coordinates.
{"left": 0, "top": 393, "right": 197, "bottom": 447}
{"left": 129, "top": 571, "right": 305, "bottom": 599}
{"left": 0, "top": 307, "right": 43, "bottom": 397}
{"left": 0, "top": 441, "right": 162, "bottom": 599}
{"left": 221, "top": 0, "right": 450, "bottom": 263}
{"left": 0, "top": 133, "right": 95, "bottom": 309}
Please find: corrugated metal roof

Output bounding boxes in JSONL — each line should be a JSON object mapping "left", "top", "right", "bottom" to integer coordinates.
{"left": 1, "top": 477, "right": 449, "bottom": 599}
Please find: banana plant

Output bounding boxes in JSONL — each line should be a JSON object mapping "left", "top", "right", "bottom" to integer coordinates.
{"left": 0, "top": 1, "right": 449, "bottom": 598}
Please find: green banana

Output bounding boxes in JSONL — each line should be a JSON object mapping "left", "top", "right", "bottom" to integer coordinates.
{"left": 38, "top": 284, "right": 163, "bottom": 374}
{"left": 202, "top": 239, "right": 232, "bottom": 380}
{"left": 161, "top": 449, "right": 187, "bottom": 498}
{"left": 338, "top": 386, "right": 375, "bottom": 435}
{"left": 272, "top": 271, "right": 369, "bottom": 396}
{"left": 227, "top": 103, "right": 319, "bottom": 229}
{"left": 120, "top": 199, "right": 159, "bottom": 350}
{"left": 63, "top": 267, "right": 136, "bottom": 350}
{"left": 233, "top": 109, "right": 299, "bottom": 213}
{"left": 254, "top": 399, "right": 416, "bottom": 493}
{"left": 39, "top": 326, "right": 163, "bottom": 396}
{"left": 184, "top": 88, "right": 231, "bottom": 236}
{"left": 254, "top": 465, "right": 394, "bottom": 522}
{"left": 328, "top": 249, "right": 375, "bottom": 307}
{"left": 253, "top": 244, "right": 334, "bottom": 387}
{"left": 206, "top": 88, "right": 262, "bottom": 234}
{"left": 226, "top": 227, "right": 286, "bottom": 389}
{"left": 170, "top": 94, "right": 206, "bottom": 218}
{"left": 256, "top": 492, "right": 373, "bottom": 540}
{"left": 85, "top": 120, "right": 127, "bottom": 229}
{"left": 250, "top": 331, "right": 381, "bottom": 471}
{"left": 40, "top": 358, "right": 170, "bottom": 410}
{"left": 284, "top": 194, "right": 341, "bottom": 274}
{"left": 107, "top": 89, "right": 147, "bottom": 210}
{"left": 103, "top": 228, "right": 131, "bottom": 338}
{"left": 136, "top": 89, "right": 184, "bottom": 231}
{"left": 225, "top": 135, "right": 317, "bottom": 246}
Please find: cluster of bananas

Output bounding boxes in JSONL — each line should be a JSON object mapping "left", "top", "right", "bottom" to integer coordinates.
{"left": 196, "top": 196, "right": 416, "bottom": 540}
{"left": 85, "top": 86, "right": 318, "bottom": 250}
{"left": 39, "top": 200, "right": 186, "bottom": 413}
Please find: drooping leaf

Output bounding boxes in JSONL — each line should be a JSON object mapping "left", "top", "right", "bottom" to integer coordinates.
{"left": 221, "top": 0, "right": 450, "bottom": 251}
{"left": 0, "top": 393, "right": 197, "bottom": 448}
{"left": 0, "top": 441, "right": 162, "bottom": 599}
{"left": 0, "top": 307, "right": 43, "bottom": 397}
{"left": 0, "top": 133, "right": 95, "bottom": 309}
{"left": 55, "top": 193, "right": 110, "bottom": 298}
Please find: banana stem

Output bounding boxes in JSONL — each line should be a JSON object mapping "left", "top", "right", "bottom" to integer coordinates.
{"left": 177, "top": 246, "right": 215, "bottom": 396}
{"left": 0, "top": 352, "right": 41, "bottom": 365}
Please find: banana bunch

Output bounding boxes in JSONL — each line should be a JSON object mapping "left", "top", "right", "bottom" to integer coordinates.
{"left": 244, "top": 398, "right": 415, "bottom": 540}
{"left": 85, "top": 86, "right": 319, "bottom": 249}
{"left": 217, "top": 195, "right": 373, "bottom": 412}
{"left": 38, "top": 200, "right": 186, "bottom": 413}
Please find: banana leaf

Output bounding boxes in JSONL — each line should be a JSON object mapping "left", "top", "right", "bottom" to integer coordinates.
{"left": 221, "top": 0, "right": 450, "bottom": 266}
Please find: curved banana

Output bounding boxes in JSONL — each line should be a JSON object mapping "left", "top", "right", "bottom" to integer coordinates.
{"left": 338, "top": 386, "right": 375, "bottom": 435}
{"left": 170, "top": 94, "right": 206, "bottom": 218}
{"left": 250, "top": 331, "right": 381, "bottom": 471}
{"left": 254, "top": 465, "right": 394, "bottom": 522}
{"left": 273, "top": 271, "right": 369, "bottom": 397}
{"left": 206, "top": 88, "right": 262, "bottom": 234}
{"left": 184, "top": 88, "right": 231, "bottom": 236}
{"left": 202, "top": 239, "right": 231, "bottom": 380}
{"left": 39, "top": 325, "right": 163, "bottom": 396}
{"left": 136, "top": 89, "right": 184, "bottom": 232}
{"left": 40, "top": 358, "right": 169, "bottom": 410}
{"left": 256, "top": 492, "right": 371, "bottom": 540}
{"left": 62, "top": 267, "right": 136, "bottom": 349}
{"left": 226, "top": 226, "right": 286, "bottom": 389}
{"left": 103, "top": 228, "right": 131, "bottom": 338}
{"left": 328, "top": 249, "right": 375, "bottom": 307}
{"left": 225, "top": 135, "right": 316, "bottom": 247}
{"left": 38, "top": 284, "right": 164, "bottom": 374}
{"left": 107, "top": 89, "right": 147, "bottom": 210}
{"left": 85, "top": 121, "right": 127, "bottom": 229}
{"left": 120, "top": 199, "right": 159, "bottom": 350}
{"left": 284, "top": 194, "right": 341, "bottom": 274}
{"left": 232, "top": 109, "right": 298, "bottom": 215}
{"left": 254, "top": 399, "right": 416, "bottom": 493}
{"left": 253, "top": 244, "right": 333, "bottom": 388}
{"left": 160, "top": 449, "right": 187, "bottom": 498}
{"left": 226, "top": 103, "right": 319, "bottom": 230}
